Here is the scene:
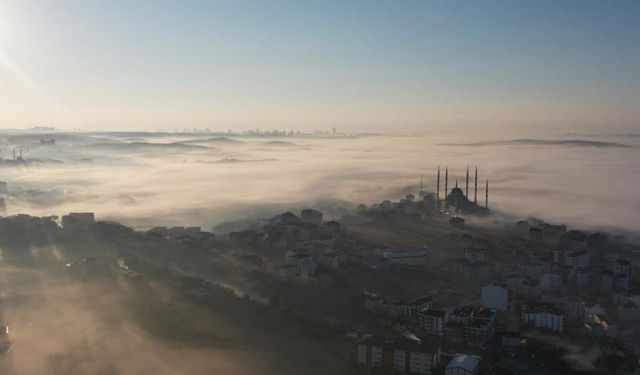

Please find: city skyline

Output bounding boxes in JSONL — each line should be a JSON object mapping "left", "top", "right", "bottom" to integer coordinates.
{"left": 0, "top": 0, "right": 639, "bottom": 132}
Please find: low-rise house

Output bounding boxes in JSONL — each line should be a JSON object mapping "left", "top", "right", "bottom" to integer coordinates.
{"left": 364, "top": 292, "right": 388, "bottom": 313}
{"left": 62, "top": 212, "right": 95, "bottom": 231}
{"left": 383, "top": 250, "right": 429, "bottom": 266}
{"left": 273, "top": 264, "right": 298, "bottom": 279}
{"left": 233, "top": 254, "right": 263, "bottom": 271}
{"left": 445, "top": 354, "right": 480, "bottom": 375}
{"left": 522, "top": 303, "right": 565, "bottom": 332}
{"left": 356, "top": 335, "right": 441, "bottom": 374}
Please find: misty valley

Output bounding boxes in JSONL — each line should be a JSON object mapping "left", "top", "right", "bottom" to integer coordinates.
{"left": 0, "top": 130, "right": 637, "bottom": 374}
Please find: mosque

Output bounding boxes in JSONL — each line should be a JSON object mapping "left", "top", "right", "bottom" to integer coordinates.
{"left": 435, "top": 165, "right": 490, "bottom": 215}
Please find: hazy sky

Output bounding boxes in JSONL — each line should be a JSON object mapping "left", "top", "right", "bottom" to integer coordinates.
{"left": 0, "top": 0, "right": 638, "bottom": 132}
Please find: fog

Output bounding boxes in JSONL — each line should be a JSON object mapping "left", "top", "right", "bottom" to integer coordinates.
{"left": 1, "top": 130, "right": 639, "bottom": 233}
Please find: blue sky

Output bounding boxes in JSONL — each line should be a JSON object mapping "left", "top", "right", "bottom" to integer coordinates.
{"left": 0, "top": 0, "right": 638, "bottom": 132}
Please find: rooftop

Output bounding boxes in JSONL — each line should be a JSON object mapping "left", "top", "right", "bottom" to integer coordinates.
{"left": 522, "top": 302, "right": 563, "bottom": 315}
{"left": 447, "top": 354, "right": 480, "bottom": 371}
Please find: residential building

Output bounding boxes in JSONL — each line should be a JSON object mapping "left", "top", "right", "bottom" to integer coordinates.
{"left": 540, "top": 273, "right": 563, "bottom": 290}
{"left": 565, "top": 250, "right": 590, "bottom": 268}
{"left": 285, "top": 251, "right": 317, "bottom": 276}
{"left": 450, "top": 305, "right": 474, "bottom": 324}
{"left": 383, "top": 250, "right": 429, "bottom": 266}
{"left": 600, "top": 270, "right": 615, "bottom": 291}
{"left": 409, "top": 295, "right": 439, "bottom": 316}
{"left": 522, "top": 303, "right": 565, "bottom": 332}
{"left": 300, "top": 208, "right": 323, "bottom": 225}
{"left": 481, "top": 283, "right": 508, "bottom": 311}
{"left": 464, "top": 309, "right": 495, "bottom": 346}
{"left": 419, "top": 310, "right": 448, "bottom": 337}
{"left": 356, "top": 335, "right": 441, "bottom": 374}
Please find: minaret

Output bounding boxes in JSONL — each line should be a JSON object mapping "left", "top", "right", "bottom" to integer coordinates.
{"left": 474, "top": 166, "right": 478, "bottom": 204}
{"left": 12, "top": 149, "right": 15, "bottom": 161}
{"left": 465, "top": 165, "right": 469, "bottom": 197}
{"left": 420, "top": 175, "right": 424, "bottom": 192}
{"left": 485, "top": 179, "right": 489, "bottom": 209}
{"left": 444, "top": 166, "right": 448, "bottom": 209}
{"left": 436, "top": 166, "right": 440, "bottom": 211}
{"left": 454, "top": 179, "right": 459, "bottom": 213}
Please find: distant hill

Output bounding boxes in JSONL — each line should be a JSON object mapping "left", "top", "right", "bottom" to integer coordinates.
{"left": 261, "top": 140, "right": 299, "bottom": 147}
{"left": 88, "top": 142, "right": 209, "bottom": 152}
{"left": 214, "top": 158, "right": 277, "bottom": 163}
{"left": 441, "top": 139, "right": 629, "bottom": 148}
{"left": 182, "top": 137, "right": 243, "bottom": 144}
